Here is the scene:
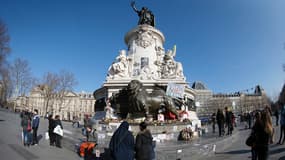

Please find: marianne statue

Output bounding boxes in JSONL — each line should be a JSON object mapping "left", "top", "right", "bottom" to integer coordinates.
{"left": 131, "top": 1, "right": 155, "bottom": 27}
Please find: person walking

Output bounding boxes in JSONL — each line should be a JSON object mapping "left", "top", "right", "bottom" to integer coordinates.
{"left": 216, "top": 109, "right": 225, "bottom": 137}
{"left": 135, "top": 122, "right": 155, "bottom": 160}
{"left": 278, "top": 102, "right": 285, "bottom": 145}
{"left": 54, "top": 115, "right": 63, "bottom": 148}
{"left": 247, "top": 112, "right": 252, "bottom": 129}
{"left": 109, "top": 121, "right": 135, "bottom": 160}
{"left": 211, "top": 113, "right": 216, "bottom": 133}
{"left": 32, "top": 109, "right": 40, "bottom": 145}
{"left": 48, "top": 114, "right": 56, "bottom": 146}
{"left": 252, "top": 110, "right": 273, "bottom": 160}
{"left": 21, "top": 111, "right": 32, "bottom": 146}
{"left": 225, "top": 107, "right": 233, "bottom": 135}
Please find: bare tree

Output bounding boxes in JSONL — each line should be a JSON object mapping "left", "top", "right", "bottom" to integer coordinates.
{"left": 56, "top": 70, "right": 77, "bottom": 112}
{"left": 10, "top": 58, "right": 35, "bottom": 97}
{"left": 39, "top": 70, "right": 77, "bottom": 114}
{"left": 0, "top": 19, "right": 11, "bottom": 105}
{"left": 0, "top": 66, "right": 13, "bottom": 105}
{"left": 40, "top": 72, "right": 59, "bottom": 114}
{"left": 0, "top": 19, "right": 10, "bottom": 68}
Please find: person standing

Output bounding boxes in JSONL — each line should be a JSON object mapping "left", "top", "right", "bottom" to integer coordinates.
{"left": 135, "top": 122, "right": 155, "bottom": 160}
{"left": 32, "top": 109, "right": 40, "bottom": 145}
{"left": 225, "top": 107, "right": 233, "bottom": 135}
{"left": 252, "top": 110, "right": 273, "bottom": 160}
{"left": 84, "top": 115, "right": 92, "bottom": 141}
{"left": 250, "top": 111, "right": 261, "bottom": 160}
{"left": 54, "top": 115, "right": 63, "bottom": 148}
{"left": 216, "top": 109, "right": 225, "bottom": 137}
{"left": 247, "top": 112, "right": 252, "bottom": 129}
{"left": 48, "top": 114, "right": 56, "bottom": 146}
{"left": 21, "top": 112, "right": 32, "bottom": 146}
{"left": 109, "top": 121, "right": 135, "bottom": 160}
{"left": 211, "top": 113, "right": 216, "bottom": 133}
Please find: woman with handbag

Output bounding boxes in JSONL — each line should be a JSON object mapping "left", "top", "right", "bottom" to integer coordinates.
{"left": 21, "top": 112, "right": 32, "bottom": 147}
{"left": 251, "top": 110, "right": 273, "bottom": 160}
{"left": 53, "top": 115, "right": 63, "bottom": 148}
{"left": 246, "top": 111, "right": 261, "bottom": 160}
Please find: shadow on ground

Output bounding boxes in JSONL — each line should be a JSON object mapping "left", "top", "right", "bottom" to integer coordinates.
{"left": 270, "top": 147, "right": 285, "bottom": 155}
{"left": 216, "top": 149, "right": 250, "bottom": 155}
{"left": 279, "top": 156, "right": 285, "bottom": 160}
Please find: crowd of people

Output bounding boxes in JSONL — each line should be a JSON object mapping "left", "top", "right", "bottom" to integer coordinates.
{"left": 20, "top": 109, "right": 63, "bottom": 148}
{"left": 211, "top": 107, "right": 236, "bottom": 137}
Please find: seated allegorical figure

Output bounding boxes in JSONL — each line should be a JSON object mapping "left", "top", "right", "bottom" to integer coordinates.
{"left": 107, "top": 50, "right": 129, "bottom": 79}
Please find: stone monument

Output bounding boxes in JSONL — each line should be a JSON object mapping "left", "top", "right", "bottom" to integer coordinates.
{"left": 93, "top": 2, "right": 197, "bottom": 122}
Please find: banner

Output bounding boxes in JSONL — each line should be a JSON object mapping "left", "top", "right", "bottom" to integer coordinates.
{"left": 166, "top": 83, "right": 185, "bottom": 98}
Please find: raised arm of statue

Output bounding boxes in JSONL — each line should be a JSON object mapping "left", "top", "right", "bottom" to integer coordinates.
{"left": 131, "top": 1, "right": 139, "bottom": 13}
{"left": 131, "top": 1, "right": 155, "bottom": 27}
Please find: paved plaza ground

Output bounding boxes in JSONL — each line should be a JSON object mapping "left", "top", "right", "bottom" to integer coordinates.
{"left": 0, "top": 108, "right": 285, "bottom": 160}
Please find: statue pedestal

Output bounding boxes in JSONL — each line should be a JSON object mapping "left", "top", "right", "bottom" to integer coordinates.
{"left": 94, "top": 24, "right": 196, "bottom": 121}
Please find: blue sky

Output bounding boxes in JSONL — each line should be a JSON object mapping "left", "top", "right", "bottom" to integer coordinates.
{"left": 0, "top": 0, "right": 284, "bottom": 98}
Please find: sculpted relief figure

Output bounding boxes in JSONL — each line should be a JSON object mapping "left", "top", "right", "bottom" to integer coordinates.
{"left": 107, "top": 50, "right": 130, "bottom": 79}
{"left": 160, "top": 45, "right": 185, "bottom": 79}
{"left": 131, "top": 1, "right": 155, "bottom": 27}
{"left": 135, "top": 29, "right": 154, "bottom": 48}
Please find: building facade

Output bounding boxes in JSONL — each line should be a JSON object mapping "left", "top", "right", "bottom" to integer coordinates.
{"left": 192, "top": 81, "right": 269, "bottom": 117}
{"left": 13, "top": 86, "right": 95, "bottom": 121}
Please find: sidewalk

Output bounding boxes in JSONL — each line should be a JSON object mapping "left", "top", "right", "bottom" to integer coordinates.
{"left": 0, "top": 108, "right": 79, "bottom": 160}
{"left": 0, "top": 108, "right": 251, "bottom": 160}
{"left": 155, "top": 124, "right": 243, "bottom": 160}
{"left": 60, "top": 119, "right": 244, "bottom": 160}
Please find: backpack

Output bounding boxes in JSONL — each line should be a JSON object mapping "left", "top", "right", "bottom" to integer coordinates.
{"left": 27, "top": 120, "right": 32, "bottom": 132}
{"left": 78, "top": 141, "right": 97, "bottom": 157}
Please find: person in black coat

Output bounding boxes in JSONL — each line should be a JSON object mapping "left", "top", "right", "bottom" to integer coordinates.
{"left": 135, "top": 122, "right": 155, "bottom": 160}
{"left": 211, "top": 113, "right": 216, "bottom": 133}
{"left": 48, "top": 114, "right": 56, "bottom": 146}
{"left": 252, "top": 110, "right": 273, "bottom": 160}
{"left": 225, "top": 107, "right": 233, "bottom": 135}
{"left": 216, "top": 109, "right": 225, "bottom": 137}
{"left": 54, "top": 115, "right": 63, "bottom": 148}
{"left": 109, "top": 121, "right": 135, "bottom": 160}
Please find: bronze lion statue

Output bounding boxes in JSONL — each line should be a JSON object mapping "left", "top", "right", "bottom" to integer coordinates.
{"left": 110, "top": 80, "right": 179, "bottom": 119}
